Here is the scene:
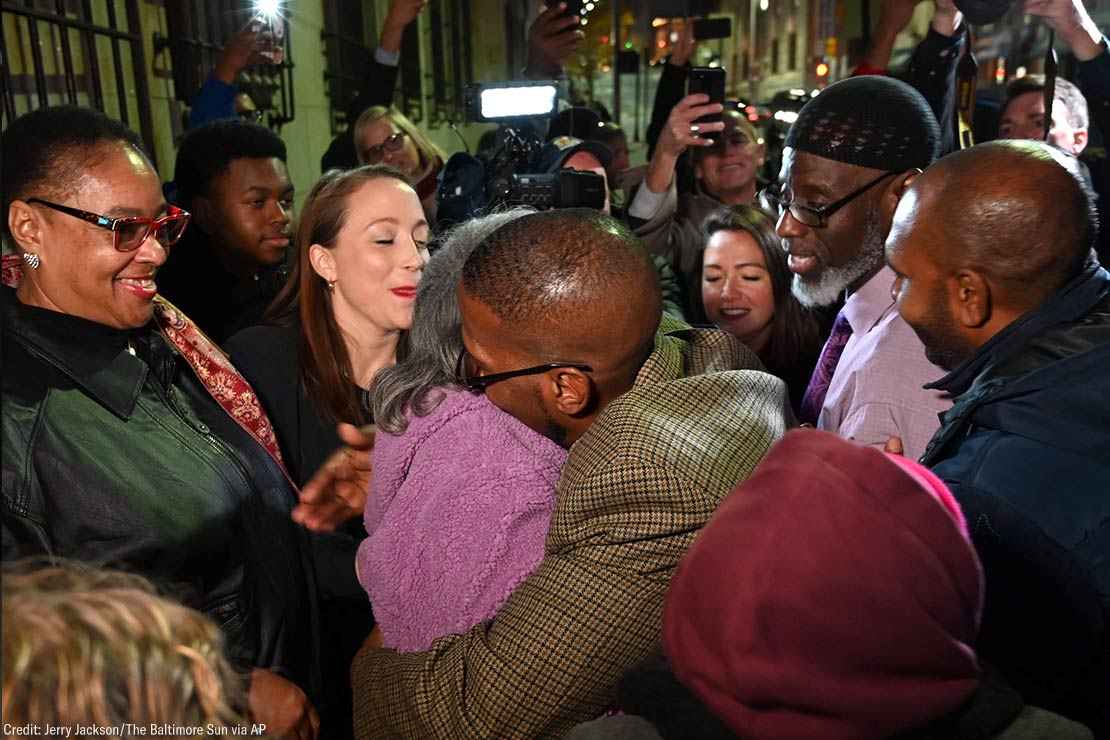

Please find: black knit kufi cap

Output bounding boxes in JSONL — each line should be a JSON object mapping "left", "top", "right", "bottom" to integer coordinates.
{"left": 784, "top": 76, "right": 941, "bottom": 172}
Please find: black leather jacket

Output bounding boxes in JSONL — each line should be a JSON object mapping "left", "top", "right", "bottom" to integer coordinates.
{"left": 1, "top": 287, "right": 319, "bottom": 691}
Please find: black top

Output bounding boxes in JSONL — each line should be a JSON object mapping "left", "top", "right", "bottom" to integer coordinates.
{"left": 1, "top": 288, "right": 319, "bottom": 692}
{"left": 225, "top": 320, "right": 353, "bottom": 486}
{"left": 158, "top": 228, "right": 290, "bottom": 344}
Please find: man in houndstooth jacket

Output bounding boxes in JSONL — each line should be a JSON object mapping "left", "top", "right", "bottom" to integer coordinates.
{"left": 352, "top": 209, "right": 790, "bottom": 739}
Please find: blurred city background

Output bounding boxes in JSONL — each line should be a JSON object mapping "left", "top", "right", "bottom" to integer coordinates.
{"left": 3, "top": 0, "right": 1109, "bottom": 207}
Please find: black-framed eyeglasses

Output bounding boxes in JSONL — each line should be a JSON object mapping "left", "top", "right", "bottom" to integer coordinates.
{"left": 760, "top": 171, "right": 896, "bottom": 229}
{"left": 454, "top": 348, "right": 592, "bottom": 392}
{"left": 27, "top": 198, "right": 191, "bottom": 252}
{"left": 362, "top": 131, "right": 407, "bottom": 164}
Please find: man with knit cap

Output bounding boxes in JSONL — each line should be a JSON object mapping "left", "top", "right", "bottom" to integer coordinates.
{"left": 768, "top": 75, "right": 951, "bottom": 459}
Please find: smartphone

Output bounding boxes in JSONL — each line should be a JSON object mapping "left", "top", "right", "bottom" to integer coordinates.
{"left": 687, "top": 67, "right": 726, "bottom": 140}
{"left": 562, "top": 0, "right": 584, "bottom": 19}
{"left": 693, "top": 17, "right": 732, "bottom": 41}
{"left": 248, "top": 12, "right": 285, "bottom": 65}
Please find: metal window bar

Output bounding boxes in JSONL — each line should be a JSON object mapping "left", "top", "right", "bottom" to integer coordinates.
{"left": 399, "top": 21, "right": 422, "bottom": 123}
{"left": 321, "top": 0, "right": 370, "bottom": 135}
{"left": 158, "top": 0, "right": 294, "bottom": 128}
{"left": 1, "top": 0, "right": 158, "bottom": 168}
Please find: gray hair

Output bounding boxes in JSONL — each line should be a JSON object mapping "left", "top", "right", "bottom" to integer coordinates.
{"left": 371, "top": 207, "right": 537, "bottom": 434}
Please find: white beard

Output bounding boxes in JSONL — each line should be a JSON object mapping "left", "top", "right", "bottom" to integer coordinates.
{"left": 791, "top": 207, "right": 885, "bottom": 308}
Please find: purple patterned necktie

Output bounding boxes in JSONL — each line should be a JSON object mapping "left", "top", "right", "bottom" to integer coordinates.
{"left": 798, "top": 311, "right": 853, "bottom": 426}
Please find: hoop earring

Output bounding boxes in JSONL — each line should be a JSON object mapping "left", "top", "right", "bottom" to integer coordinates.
{"left": 22, "top": 253, "right": 41, "bottom": 270}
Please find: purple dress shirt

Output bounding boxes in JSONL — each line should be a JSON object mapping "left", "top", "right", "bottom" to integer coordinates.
{"left": 816, "top": 266, "right": 952, "bottom": 461}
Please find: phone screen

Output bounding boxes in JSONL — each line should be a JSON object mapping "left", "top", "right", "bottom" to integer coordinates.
{"left": 687, "top": 67, "right": 726, "bottom": 140}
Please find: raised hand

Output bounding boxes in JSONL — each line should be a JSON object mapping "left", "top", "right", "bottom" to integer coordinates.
{"left": 526, "top": 3, "right": 584, "bottom": 79}
{"left": 1024, "top": 0, "right": 1104, "bottom": 60}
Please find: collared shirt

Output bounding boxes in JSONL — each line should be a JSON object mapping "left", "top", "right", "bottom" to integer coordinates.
{"left": 817, "top": 265, "right": 952, "bottom": 460}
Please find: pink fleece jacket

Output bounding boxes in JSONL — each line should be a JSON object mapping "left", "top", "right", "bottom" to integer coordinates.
{"left": 357, "top": 387, "right": 567, "bottom": 652}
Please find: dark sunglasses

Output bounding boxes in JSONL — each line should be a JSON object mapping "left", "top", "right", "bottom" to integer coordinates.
{"left": 27, "top": 198, "right": 191, "bottom": 252}
{"left": 362, "top": 131, "right": 407, "bottom": 164}
{"left": 454, "top": 348, "right": 592, "bottom": 392}
{"left": 760, "top": 171, "right": 896, "bottom": 229}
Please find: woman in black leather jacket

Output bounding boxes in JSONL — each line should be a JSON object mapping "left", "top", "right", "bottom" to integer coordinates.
{"left": 1, "top": 106, "right": 320, "bottom": 739}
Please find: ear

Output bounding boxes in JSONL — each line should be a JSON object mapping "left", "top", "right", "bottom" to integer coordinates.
{"left": 547, "top": 367, "right": 593, "bottom": 418}
{"left": 755, "top": 142, "right": 767, "bottom": 167}
{"left": 1072, "top": 128, "right": 1089, "bottom": 155}
{"left": 308, "top": 243, "right": 336, "bottom": 284}
{"left": 879, "top": 168, "right": 923, "bottom": 226}
{"left": 6, "top": 200, "right": 45, "bottom": 253}
{"left": 950, "top": 269, "right": 992, "bottom": 329}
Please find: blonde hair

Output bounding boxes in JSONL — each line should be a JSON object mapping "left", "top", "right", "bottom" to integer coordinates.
{"left": 353, "top": 106, "right": 446, "bottom": 181}
{"left": 1, "top": 561, "right": 247, "bottom": 730}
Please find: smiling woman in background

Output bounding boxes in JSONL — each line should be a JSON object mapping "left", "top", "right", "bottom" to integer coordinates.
{"left": 701, "top": 205, "right": 826, "bottom": 415}
{"left": 353, "top": 106, "right": 446, "bottom": 223}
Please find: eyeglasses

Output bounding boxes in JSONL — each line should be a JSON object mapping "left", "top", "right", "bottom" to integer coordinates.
{"left": 27, "top": 198, "right": 191, "bottom": 252}
{"left": 760, "top": 171, "right": 896, "bottom": 229}
{"left": 361, "top": 131, "right": 407, "bottom": 164}
{"left": 453, "top": 348, "right": 592, "bottom": 392}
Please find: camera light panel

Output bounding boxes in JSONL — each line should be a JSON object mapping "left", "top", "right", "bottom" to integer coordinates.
{"left": 480, "top": 85, "right": 558, "bottom": 120}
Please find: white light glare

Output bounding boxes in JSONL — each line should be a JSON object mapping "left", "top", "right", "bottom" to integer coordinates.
{"left": 256, "top": 0, "right": 280, "bottom": 17}
{"left": 811, "top": 89, "right": 820, "bottom": 96}
{"left": 480, "top": 85, "right": 557, "bottom": 119}
{"left": 581, "top": 17, "right": 588, "bottom": 25}
{"left": 773, "top": 110, "right": 799, "bottom": 124}
{"left": 1015, "top": 66, "right": 1027, "bottom": 78}
{"left": 585, "top": 2, "right": 595, "bottom": 10}
{"left": 759, "top": 0, "right": 769, "bottom": 10}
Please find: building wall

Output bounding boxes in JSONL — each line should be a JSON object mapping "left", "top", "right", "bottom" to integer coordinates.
{"left": 1, "top": 0, "right": 519, "bottom": 214}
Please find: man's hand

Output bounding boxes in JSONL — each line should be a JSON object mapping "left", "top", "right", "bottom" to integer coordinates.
{"left": 380, "top": 0, "right": 427, "bottom": 54}
{"left": 214, "top": 27, "right": 266, "bottom": 84}
{"left": 643, "top": 94, "right": 724, "bottom": 195}
{"left": 931, "top": 0, "right": 964, "bottom": 37}
{"left": 526, "top": 4, "right": 583, "bottom": 79}
{"left": 1024, "top": 0, "right": 1104, "bottom": 61}
{"left": 248, "top": 669, "right": 319, "bottom": 740}
{"left": 656, "top": 94, "right": 725, "bottom": 158}
{"left": 884, "top": 436, "right": 905, "bottom": 456}
{"left": 293, "top": 423, "right": 375, "bottom": 532}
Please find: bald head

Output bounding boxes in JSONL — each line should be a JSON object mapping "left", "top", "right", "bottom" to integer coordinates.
{"left": 886, "top": 141, "right": 1099, "bottom": 369}
{"left": 462, "top": 208, "right": 661, "bottom": 364}
{"left": 909, "top": 140, "right": 1096, "bottom": 305}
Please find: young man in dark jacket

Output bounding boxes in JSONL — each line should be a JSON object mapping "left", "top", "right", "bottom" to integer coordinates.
{"left": 884, "top": 139, "right": 1110, "bottom": 734}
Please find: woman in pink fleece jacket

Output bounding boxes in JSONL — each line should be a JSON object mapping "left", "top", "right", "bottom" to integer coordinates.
{"left": 356, "top": 208, "right": 567, "bottom": 653}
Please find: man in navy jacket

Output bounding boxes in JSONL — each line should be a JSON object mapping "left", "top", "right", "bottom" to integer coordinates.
{"left": 885, "top": 139, "right": 1109, "bottom": 735}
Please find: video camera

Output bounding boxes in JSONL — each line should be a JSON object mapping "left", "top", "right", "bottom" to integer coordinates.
{"left": 436, "top": 80, "right": 606, "bottom": 226}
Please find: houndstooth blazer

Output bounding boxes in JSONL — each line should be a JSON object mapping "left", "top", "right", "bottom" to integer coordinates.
{"left": 352, "top": 315, "right": 791, "bottom": 739}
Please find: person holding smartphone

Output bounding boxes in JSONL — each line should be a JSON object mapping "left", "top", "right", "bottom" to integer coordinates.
{"left": 629, "top": 92, "right": 767, "bottom": 323}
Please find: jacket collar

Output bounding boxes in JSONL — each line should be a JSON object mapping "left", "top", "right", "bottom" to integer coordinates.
{"left": 2, "top": 287, "right": 151, "bottom": 419}
{"left": 926, "top": 260, "right": 1110, "bottom": 397}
